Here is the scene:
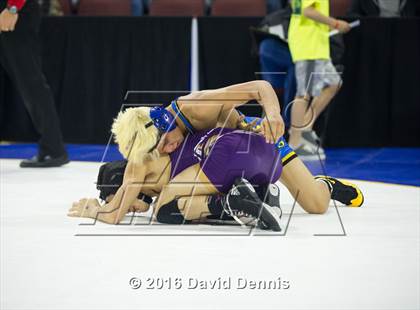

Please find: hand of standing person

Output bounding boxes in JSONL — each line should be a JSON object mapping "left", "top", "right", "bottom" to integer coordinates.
{"left": 0, "top": 8, "right": 19, "bottom": 32}
{"left": 330, "top": 18, "right": 351, "bottom": 33}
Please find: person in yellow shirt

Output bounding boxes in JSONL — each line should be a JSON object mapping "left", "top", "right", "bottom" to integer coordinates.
{"left": 288, "top": 0, "right": 350, "bottom": 160}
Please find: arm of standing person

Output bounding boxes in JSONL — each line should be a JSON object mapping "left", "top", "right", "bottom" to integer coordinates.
{"left": 0, "top": 0, "right": 25, "bottom": 32}
{"left": 302, "top": 1, "right": 351, "bottom": 33}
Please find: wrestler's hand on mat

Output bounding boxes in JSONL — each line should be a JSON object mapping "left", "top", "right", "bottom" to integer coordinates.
{"left": 68, "top": 198, "right": 101, "bottom": 218}
{"left": 260, "top": 114, "right": 285, "bottom": 144}
{"left": 106, "top": 195, "right": 150, "bottom": 213}
{"left": 0, "top": 9, "right": 18, "bottom": 32}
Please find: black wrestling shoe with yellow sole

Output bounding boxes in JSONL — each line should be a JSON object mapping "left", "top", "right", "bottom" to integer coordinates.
{"left": 315, "top": 176, "right": 364, "bottom": 207}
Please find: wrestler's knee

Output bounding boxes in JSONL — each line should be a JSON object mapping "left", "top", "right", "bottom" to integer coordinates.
{"left": 160, "top": 184, "right": 179, "bottom": 199}
{"left": 305, "top": 197, "right": 328, "bottom": 214}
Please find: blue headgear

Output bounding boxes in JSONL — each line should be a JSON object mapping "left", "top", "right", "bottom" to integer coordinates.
{"left": 148, "top": 107, "right": 176, "bottom": 133}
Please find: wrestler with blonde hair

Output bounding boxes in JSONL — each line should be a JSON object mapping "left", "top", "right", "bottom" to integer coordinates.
{"left": 111, "top": 107, "right": 161, "bottom": 163}
{"left": 69, "top": 81, "right": 364, "bottom": 229}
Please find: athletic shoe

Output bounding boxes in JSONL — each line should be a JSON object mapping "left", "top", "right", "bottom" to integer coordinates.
{"left": 315, "top": 176, "right": 364, "bottom": 207}
{"left": 20, "top": 153, "right": 70, "bottom": 168}
{"left": 301, "top": 130, "right": 326, "bottom": 160}
{"left": 255, "top": 183, "right": 282, "bottom": 229}
{"left": 224, "top": 178, "right": 282, "bottom": 231}
{"left": 205, "top": 194, "right": 258, "bottom": 227}
{"left": 302, "top": 130, "right": 321, "bottom": 146}
{"left": 202, "top": 214, "right": 257, "bottom": 227}
{"left": 294, "top": 141, "right": 325, "bottom": 161}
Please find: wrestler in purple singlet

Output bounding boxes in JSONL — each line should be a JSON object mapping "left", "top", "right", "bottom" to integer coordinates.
{"left": 169, "top": 128, "right": 283, "bottom": 193}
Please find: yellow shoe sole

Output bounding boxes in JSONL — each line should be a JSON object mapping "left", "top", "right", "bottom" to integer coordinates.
{"left": 340, "top": 179, "right": 364, "bottom": 207}
{"left": 316, "top": 176, "right": 364, "bottom": 207}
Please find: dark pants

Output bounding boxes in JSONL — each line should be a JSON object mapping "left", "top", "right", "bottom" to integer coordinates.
{"left": 0, "top": 0, "right": 65, "bottom": 157}
{"left": 259, "top": 38, "right": 297, "bottom": 125}
{"left": 259, "top": 38, "right": 296, "bottom": 106}
{"left": 131, "top": 0, "right": 150, "bottom": 16}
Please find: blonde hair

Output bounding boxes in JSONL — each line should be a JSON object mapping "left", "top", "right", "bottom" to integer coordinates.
{"left": 111, "top": 107, "right": 160, "bottom": 163}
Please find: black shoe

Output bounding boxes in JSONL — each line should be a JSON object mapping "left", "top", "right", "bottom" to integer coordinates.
{"left": 315, "top": 176, "right": 364, "bottom": 207}
{"left": 20, "top": 153, "right": 70, "bottom": 168}
{"left": 206, "top": 194, "right": 258, "bottom": 227}
{"left": 255, "top": 183, "right": 282, "bottom": 230}
{"left": 256, "top": 183, "right": 282, "bottom": 217}
{"left": 224, "top": 178, "right": 282, "bottom": 231}
{"left": 201, "top": 214, "right": 240, "bottom": 226}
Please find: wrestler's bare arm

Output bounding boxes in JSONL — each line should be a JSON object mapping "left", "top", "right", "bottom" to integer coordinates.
{"left": 178, "top": 80, "right": 284, "bottom": 143}
{"left": 68, "top": 160, "right": 148, "bottom": 224}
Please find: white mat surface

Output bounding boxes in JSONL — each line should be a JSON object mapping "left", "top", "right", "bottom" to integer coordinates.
{"left": 1, "top": 159, "right": 419, "bottom": 310}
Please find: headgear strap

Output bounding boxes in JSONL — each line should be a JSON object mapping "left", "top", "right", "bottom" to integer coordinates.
{"left": 149, "top": 107, "right": 176, "bottom": 133}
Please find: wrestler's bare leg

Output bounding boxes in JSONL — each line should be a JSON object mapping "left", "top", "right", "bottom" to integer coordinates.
{"left": 154, "top": 163, "right": 218, "bottom": 216}
{"left": 177, "top": 196, "right": 211, "bottom": 220}
{"left": 279, "top": 157, "right": 330, "bottom": 214}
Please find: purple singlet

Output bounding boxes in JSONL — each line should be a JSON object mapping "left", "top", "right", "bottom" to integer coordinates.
{"left": 168, "top": 128, "right": 227, "bottom": 179}
{"left": 169, "top": 128, "right": 283, "bottom": 193}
